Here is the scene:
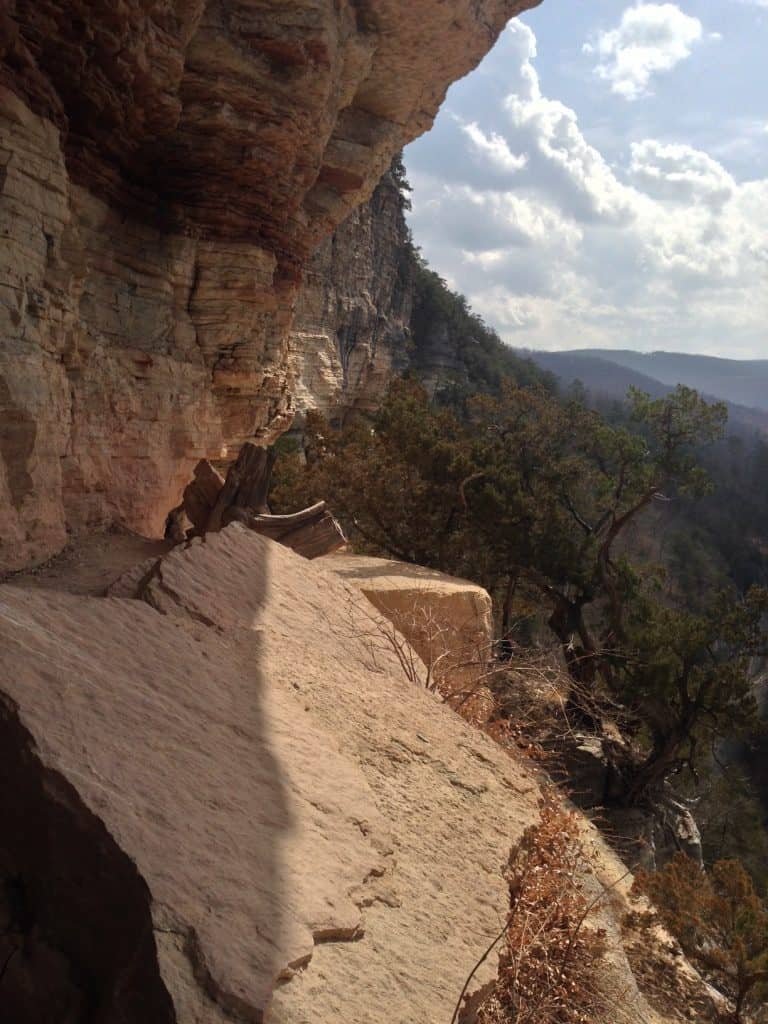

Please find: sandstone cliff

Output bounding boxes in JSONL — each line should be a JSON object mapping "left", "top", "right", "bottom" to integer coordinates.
{"left": 288, "top": 166, "right": 550, "bottom": 426}
{"left": 0, "top": 0, "right": 539, "bottom": 572}
{"left": 289, "top": 168, "right": 413, "bottom": 425}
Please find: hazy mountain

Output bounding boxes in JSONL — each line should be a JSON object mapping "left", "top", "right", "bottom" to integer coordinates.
{"left": 522, "top": 349, "right": 768, "bottom": 435}
{"left": 553, "top": 350, "right": 768, "bottom": 412}
{"left": 525, "top": 351, "right": 669, "bottom": 401}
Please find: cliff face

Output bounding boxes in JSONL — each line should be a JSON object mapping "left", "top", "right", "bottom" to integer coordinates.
{"left": 288, "top": 171, "right": 472, "bottom": 425}
{"left": 289, "top": 169, "right": 413, "bottom": 424}
{"left": 288, "top": 170, "right": 547, "bottom": 425}
{"left": 0, "top": 0, "right": 540, "bottom": 571}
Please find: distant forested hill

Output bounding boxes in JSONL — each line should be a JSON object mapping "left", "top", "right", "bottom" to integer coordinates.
{"left": 524, "top": 348, "right": 768, "bottom": 436}
{"left": 525, "top": 351, "right": 668, "bottom": 399}
{"left": 526, "top": 348, "right": 768, "bottom": 413}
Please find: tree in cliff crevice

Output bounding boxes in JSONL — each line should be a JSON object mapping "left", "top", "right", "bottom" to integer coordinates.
{"left": 390, "top": 150, "right": 412, "bottom": 212}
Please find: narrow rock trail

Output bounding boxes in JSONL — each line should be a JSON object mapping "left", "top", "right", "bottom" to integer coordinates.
{"left": 0, "top": 525, "right": 683, "bottom": 1022}
{"left": 4, "top": 526, "right": 172, "bottom": 596}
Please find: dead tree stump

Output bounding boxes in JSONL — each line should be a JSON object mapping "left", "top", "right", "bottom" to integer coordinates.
{"left": 179, "top": 443, "right": 346, "bottom": 559}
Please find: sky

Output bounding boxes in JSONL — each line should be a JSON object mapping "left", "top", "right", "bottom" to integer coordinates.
{"left": 403, "top": 1, "right": 768, "bottom": 358}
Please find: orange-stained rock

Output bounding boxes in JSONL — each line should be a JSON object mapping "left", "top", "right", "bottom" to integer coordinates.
{"left": 0, "top": 0, "right": 540, "bottom": 571}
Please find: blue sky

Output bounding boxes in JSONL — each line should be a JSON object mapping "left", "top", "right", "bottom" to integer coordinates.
{"left": 404, "top": 1, "right": 768, "bottom": 357}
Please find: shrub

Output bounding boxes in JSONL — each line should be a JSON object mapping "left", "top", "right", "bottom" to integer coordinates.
{"left": 633, "top": 853, "right": 768, "bottom": 1022}
{"left": 473, "top": 794, "right": 609, "bottom": 1024}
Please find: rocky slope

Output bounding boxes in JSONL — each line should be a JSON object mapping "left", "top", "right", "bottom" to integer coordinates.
{"left": 0, "top": 0, "right": 540, "bottom": 572}
{"left": 0, "top": 524, "right": 699, "bottom": 1023}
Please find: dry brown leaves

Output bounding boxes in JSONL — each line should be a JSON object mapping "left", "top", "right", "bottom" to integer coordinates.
{"left": 475, "top": 792, "right": 610, "bottom": 1024}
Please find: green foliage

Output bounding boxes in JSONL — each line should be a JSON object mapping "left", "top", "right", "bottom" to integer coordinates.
{"left": 460, "top": 384, "right": 732, "bottom": 692}
{"left": 635, "top": 853, "right": 768, "bottom": 1022}
{"left": 683, "top": 764, "right": 768, "bottom": 896}
{"left": 389, "top": 150, "right": 412, "bottom": 211}
{"left": 592, "top": 392, "right": 768, "bottom": 597}
{"left": 271, "top": 383, "right": 474, "bottom": 568}
{"left": 409, "top": 258, "right": 555, "bottom": 400}
{"left": 627, "top": 384, "right": 727, "bottom": 484}
{"left": 271, "top": 378, "right": 766, "bottom": 810}
{"left": 677, "top": 432, "right": 768, "bottom": 593}
{"left": 619, "top": 587, "right": 768, "bottom": 800}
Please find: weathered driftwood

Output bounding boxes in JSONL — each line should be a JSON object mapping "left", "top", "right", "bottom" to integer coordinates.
{"left": 179, "top": 444, "right": 345, "bottom": 558}
{"left": 244, "top": 501, "right": 329, "bottom": 534}
{"left": 273, "top": 513, "right": 346, "bottom": 560}
{"left": 222, "top": 501, "right": 346, "bottom": 559}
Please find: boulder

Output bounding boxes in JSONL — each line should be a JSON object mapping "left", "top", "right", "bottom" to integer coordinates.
{"left": 321, "top": 552, "right": 493, "bottom": 692}
{"left": 559, "top": 733, "right": 612, "bottom": 809}
{"left": 181, "top": 460, "right": 226, "bottom": 533}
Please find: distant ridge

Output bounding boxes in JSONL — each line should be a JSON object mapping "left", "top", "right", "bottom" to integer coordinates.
{"left": 523, "top": 351, "right": 669, "bottom": 400}
{"left": 521, "top": 348, "right": 768, "bottom": 434}
{"left": 535, "top": 349, "right": 768, "bottom": 412}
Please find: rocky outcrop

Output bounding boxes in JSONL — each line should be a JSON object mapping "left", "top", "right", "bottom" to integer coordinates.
{"left": 0, "top": 524, "right": 689, "bottom": 1023}
{"left": 324, "top": 551, "right": 493, "bottom": 688}
{"left": 0, "top": 0, "right": 540, "bottom": 572}
{"left": 287, "top": 168, "right": 546, "bottom": 428}
{"left": 287, "top": 168, "right": 471, "bottom": 428}
{"left": 289, "top": 169, "right": 413, "bottom": 424}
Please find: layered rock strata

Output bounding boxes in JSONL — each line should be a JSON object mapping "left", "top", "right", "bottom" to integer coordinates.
{"left": 289, "top": 169, "right": 414, "bottom": 424}
{"left": 0, "top": 0, "right": 540, "bottom": 571}
{"left": 0, "top": 524, "right": 685, "bottom": 1023}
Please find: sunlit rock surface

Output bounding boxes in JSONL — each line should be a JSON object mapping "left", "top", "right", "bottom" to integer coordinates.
{"left": 0, "top": 524, "right": 682, "bottom": 1022}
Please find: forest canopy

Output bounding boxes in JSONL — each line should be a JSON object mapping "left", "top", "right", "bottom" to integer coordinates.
{"left": 271, "top": 377, "right": 768, "bottom": 826}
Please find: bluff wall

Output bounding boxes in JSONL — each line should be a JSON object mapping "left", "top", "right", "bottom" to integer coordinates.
{"left": 289, "top": 167, "right": 414, "bottom": 425}
{"left": 0, "top": 0, "right": 540, "bottom": 571}
{"left": 288, "top": 164, "right": 544, "bottom": 426}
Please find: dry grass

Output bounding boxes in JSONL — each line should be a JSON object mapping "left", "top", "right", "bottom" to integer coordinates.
{"left": 466, "top": 792, "right": 612, "bottom": 1024}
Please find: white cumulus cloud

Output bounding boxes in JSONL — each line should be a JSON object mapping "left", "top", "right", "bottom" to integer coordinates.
{"left": 404, "top": 18, "right": 768, "bottom": 356}
{"left": 587, "top": 3, "right": 704, "bottom": 100}
{"left": 461, "top": 122, "right": 528, "bottom": 174}
{"left": 628, "top": 140, "right": 736, "bottom": 206}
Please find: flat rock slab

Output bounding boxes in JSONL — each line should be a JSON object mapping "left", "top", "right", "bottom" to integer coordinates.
{"left": 0, "top": 578, "right": 387, "bottom": 1020}
{"left": 0, "top": 526, "right": 669, "bottom": 1024}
